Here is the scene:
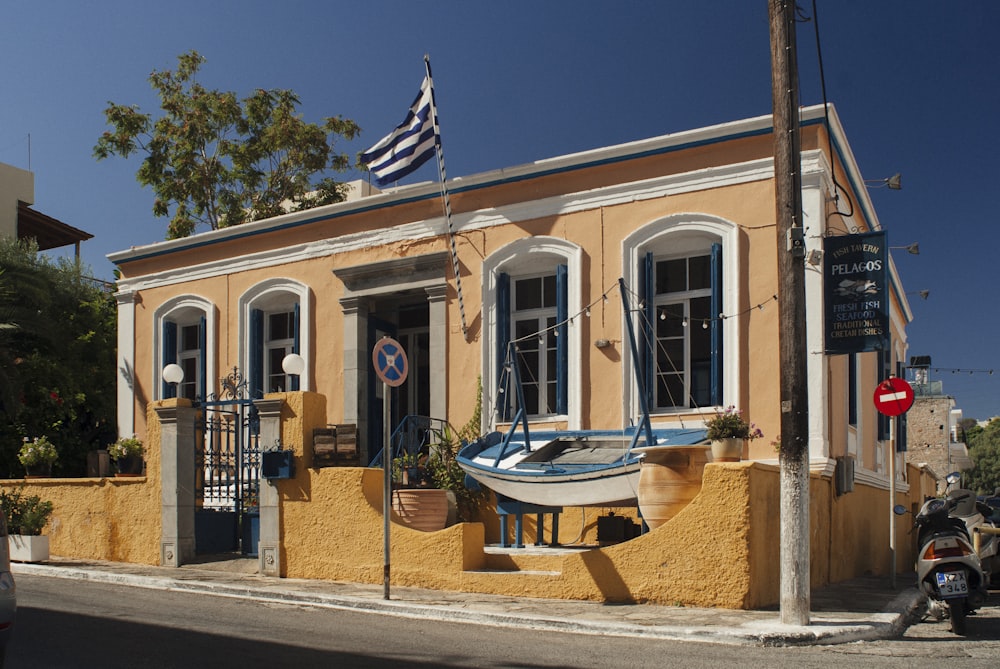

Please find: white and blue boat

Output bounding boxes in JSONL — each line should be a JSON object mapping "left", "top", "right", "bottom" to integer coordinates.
{"left": 457, "top": 279, "right": 708, "bottom": 507}
{"left": 457, "top": 426, "right": 707, "bottom": 507}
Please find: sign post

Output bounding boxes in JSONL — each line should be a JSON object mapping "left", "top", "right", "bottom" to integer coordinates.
{"left": 873, "top": 375, "right": 914, "bottom": 589}
{"left": 373, "top": 336, "right": 408, "bottom": 600}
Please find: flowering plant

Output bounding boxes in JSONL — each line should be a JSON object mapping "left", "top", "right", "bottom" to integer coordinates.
{"left": 18, "top": 436, "right": 58, "bottom": 467}
{"left": 108, "top": 435, "right": 144, "bottom": 461}
{"left": 704, "top": 406, "right": 763, "bottom": 441}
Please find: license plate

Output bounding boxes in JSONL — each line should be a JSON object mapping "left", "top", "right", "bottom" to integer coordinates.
{"left": 935, "top": 571, "right": 969, "bottom": 598}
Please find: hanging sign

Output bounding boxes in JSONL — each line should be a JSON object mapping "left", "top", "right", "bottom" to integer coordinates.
{"left": 823, "top": 231, "right": 889, "bottom": 355}
{"left": 372, "top": 337, "right": 408, "bottom": 387}
{"left": 873, "top": 376, "right": 914, "bottom": 417}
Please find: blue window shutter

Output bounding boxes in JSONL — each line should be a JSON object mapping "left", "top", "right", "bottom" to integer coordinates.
{"left": 555, "top": 264, "right": 568, "bottom": 415}
{"left": 198, "top": 315, "right": 207, "bottom": 401}
{"left": 640, "top": 252, "right": 654, "bottom": 409}
{"left": 162, "top": 321, "right": 177, "bottom": 399}
{"left": 291, "top": 303, "right": 301, "bottom": 391}
{"left": 496, "top": 273, "right": 511, "bottom": 421}
{"left": 710, "top": 243, "right": 723, "bottom": 406}
{"left": 250, "top": 308, "right": 264, "bottom": 399}
{"left": 895, "top": 360, "right": 907, "bottom": 452}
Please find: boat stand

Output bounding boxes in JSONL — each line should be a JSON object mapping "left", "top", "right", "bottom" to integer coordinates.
{"left": 496, "top": 496, "right": 563, "bottom": 548}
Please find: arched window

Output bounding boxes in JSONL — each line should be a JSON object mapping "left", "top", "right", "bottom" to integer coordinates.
{"left": 624, "top": 216, "right": 739, "bottom": 417}
{"left": 154, "top": 297, "right": 215, "bottom": 401}
{"left": 240, "top": 279, "right": 311, "bottom": 397}
{"left": 483, "top": 238, "right": 581, "bottom": 427}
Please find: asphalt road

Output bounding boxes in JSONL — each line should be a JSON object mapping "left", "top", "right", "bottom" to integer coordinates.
{"left": 7, "top": 574, "right": 1000, "bottom": 668}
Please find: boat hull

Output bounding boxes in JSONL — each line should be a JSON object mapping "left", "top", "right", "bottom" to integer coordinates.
{"left": 458, "top": 428, "right": 707, "bottom": 507}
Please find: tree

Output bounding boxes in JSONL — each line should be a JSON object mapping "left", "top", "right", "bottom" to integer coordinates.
{"left": 0, "top": 239, "right": 117, "bottom": 476}
{"left": 94, "top": 50, "right": 361, "bottom": 239}
{"left": 965, "top": 419, "right": 1000, "bottom": 496}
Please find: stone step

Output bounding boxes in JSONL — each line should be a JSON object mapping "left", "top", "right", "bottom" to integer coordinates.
{"left": 477, "top": 544, "right": 595, "bottom": 574}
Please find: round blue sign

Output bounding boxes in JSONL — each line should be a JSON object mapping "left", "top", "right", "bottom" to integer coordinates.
{"left": 372, "top": 337, "right": 408, "bottom": 387}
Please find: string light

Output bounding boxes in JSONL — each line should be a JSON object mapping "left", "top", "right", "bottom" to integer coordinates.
{"left": 622, "top": 288, "right": 779, "bottom": 327}
{"left": 932, "top": 367, "right": 994, "bottom": 376}
{"left": 507, "top": 281, "right": 777, "bottom": 349}
{"left": 509, "top": 283, "right": 617, "bottom": 346}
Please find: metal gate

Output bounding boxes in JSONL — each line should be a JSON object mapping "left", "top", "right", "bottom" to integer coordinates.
{"left": 194, "top": 369, "right": 261, "bottom": 556}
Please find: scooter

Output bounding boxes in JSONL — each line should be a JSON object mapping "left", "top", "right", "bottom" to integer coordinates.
{"left": 897, "top": 475, "right": 989, "bottom": 635}
{"left": 948, "top": 487, "right": 1000, "bottom": 588}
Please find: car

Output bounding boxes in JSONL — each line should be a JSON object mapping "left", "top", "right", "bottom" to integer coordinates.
{"left": 0, "top": 508, "right": 15, "bottom": 666}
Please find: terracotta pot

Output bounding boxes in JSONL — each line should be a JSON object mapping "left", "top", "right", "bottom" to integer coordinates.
{"left": 710, "top": 438, "right": 744, "bottom": 462}
{"left": 632, "top": 445, "right": 710, "bottom": 530}
{"left": 391, "top": 488, "right": 449, "bottom": 532}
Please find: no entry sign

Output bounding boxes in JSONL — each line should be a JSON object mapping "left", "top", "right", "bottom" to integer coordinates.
{"left": 873, "top": 377, "right": 914, "bottom": 417}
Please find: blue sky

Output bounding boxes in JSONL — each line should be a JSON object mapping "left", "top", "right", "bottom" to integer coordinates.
{"left": 2, "top": 1, "right": 998, "bottom": 419}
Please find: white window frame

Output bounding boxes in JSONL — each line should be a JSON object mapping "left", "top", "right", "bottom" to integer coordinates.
{"left": 482, "top": 237, "right": 582, "bottom": 430}
{"left": 239, "top": 278, "right": 312, "bottom": 393}
{"left": 622, "top": 215, "right": 740, "bottom": 422}
{"left": 152, "top": 296, "right": 216, "bottom": 401}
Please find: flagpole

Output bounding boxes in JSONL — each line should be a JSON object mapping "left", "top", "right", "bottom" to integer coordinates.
{"left": 423, "top": 55, "right": 469, "bottom": 342}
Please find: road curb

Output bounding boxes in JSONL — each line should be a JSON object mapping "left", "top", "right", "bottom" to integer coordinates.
{"left": 12, "top": 562, "right": 924, "bottom": 646}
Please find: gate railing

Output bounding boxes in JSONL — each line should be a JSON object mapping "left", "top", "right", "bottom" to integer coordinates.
{"left": 193, "top": 367, "right": 262, "bottom": 555}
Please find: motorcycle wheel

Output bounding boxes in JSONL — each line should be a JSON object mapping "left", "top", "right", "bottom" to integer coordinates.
{"left": 949, "top": 601, "right": 967, "bottom": 635}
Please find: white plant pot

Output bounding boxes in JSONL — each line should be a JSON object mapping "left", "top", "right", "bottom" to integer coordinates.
{"left": 9, "top": 535, "right": 50, "bottom": 563}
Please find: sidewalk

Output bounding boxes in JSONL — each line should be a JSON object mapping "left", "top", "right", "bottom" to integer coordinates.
{"left": 11, "top": 557, "right": 926, "bottom": 647}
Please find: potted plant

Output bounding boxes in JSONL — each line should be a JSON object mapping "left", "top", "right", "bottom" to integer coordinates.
{"left": 704, "top": 406, "right": 763, "bottom": 462}
{"left": 108, "top": 435, "right": 144, "bottom": 476}
{"left": 1, "top": 485, "right": 54, "bottom": 562}
{"left": 18, "top": 436, "right": 58, "bottom": 478}
{"left": 391, "top": 449, "right": 449, "bottom": 532}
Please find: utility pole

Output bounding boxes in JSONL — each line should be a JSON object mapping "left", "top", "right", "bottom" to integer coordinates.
{"left": 769, "top": 0, "right": 810, "bottom": 626}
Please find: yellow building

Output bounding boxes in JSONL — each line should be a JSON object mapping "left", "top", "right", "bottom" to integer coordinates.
{"left": 51, "top": 102, "right": 925, "bottom": 607}
{"left": 113, "top": 103, "right": 909, "bottom": 470}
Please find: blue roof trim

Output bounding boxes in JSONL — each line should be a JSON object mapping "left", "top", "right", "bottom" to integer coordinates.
{"left": 116, "top": 120, "right": 820, "bottom": 266}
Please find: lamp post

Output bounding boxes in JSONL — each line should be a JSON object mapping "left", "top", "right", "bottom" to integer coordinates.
{"left": 162, "top": 363, "right": 184, "bottom": 397}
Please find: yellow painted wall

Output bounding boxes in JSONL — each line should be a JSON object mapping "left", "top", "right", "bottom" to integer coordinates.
{"left": 1, "top": 408, "right": 936, "bottom": 610}
{"left": 0, "top": 400, "right": 164, "bottom": 564}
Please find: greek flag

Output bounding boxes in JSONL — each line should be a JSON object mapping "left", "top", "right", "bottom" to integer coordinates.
{"left": 360, "top": 76, "right": 438, "bottom": 187}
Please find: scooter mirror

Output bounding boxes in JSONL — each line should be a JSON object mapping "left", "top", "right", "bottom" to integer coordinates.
{"left": 892, "top": 504, "right": 908, "bottom": 516}
{"left": 945, "top": 472, "right": 961, "bottom": 485}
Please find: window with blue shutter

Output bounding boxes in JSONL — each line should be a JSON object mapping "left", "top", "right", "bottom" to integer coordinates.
{"left": 497, "top": 265, "right": 568, "bottom": 418}
{"left": 645, "top": 246, "right": 721, "bottom": 410}
{"left": 290, "top": 303, "right": 301, "bottom": 391}
{"left": 162, "top": 321, "right": 177, "bottom": 399}
{"left": 496, "top": 272, "right": 511, "bottom": 421}
{"left": 250, "top": 308, "right": 264, "bottom": 398}
{"left": 198, "top": 315, "right": 207, "bottom": 400}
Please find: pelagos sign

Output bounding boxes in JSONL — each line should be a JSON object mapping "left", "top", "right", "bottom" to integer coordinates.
{"left": 824, "top": 231, "right": 889, "bottom": 354}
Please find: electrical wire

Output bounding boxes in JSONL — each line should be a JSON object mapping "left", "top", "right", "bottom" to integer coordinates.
{"left": 810, "top": 0, "right": 856, "bottom": 224}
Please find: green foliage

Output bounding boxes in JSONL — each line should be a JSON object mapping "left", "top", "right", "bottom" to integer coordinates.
{"left": 0, "top": 238, "right": 117, "bottom": 476}
{"left": 704, "top": 406, "right": 764, "bottom": 441}
{"left": 107, "top": 435, "right": 143, "bottom": 461}
{"left": 427, "top": 383, "right": 490, "bottom": 522}
{"left": 94, "top": 50, "right": 361, "bottom": 240}
{"left": 18, "top": 436, "right": 58, "bottom": 467}
{"left": 0, "top": 485, "right": 54, "bottom": 535}
{"left": 393, "top": 384, "right": 489, "bottom": 522}
{"left": 965, "top": 419, "right": 1000, "bottom": 496}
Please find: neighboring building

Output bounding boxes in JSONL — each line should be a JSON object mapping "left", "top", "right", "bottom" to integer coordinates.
{"left": 0, "top": 162, "right": 93, "bottom": 256}
{"left": 906, "top": 356, "right": 973, "bottom": 491}
{"left": 111, "top": 102, "right": 913, "bottom": 490}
